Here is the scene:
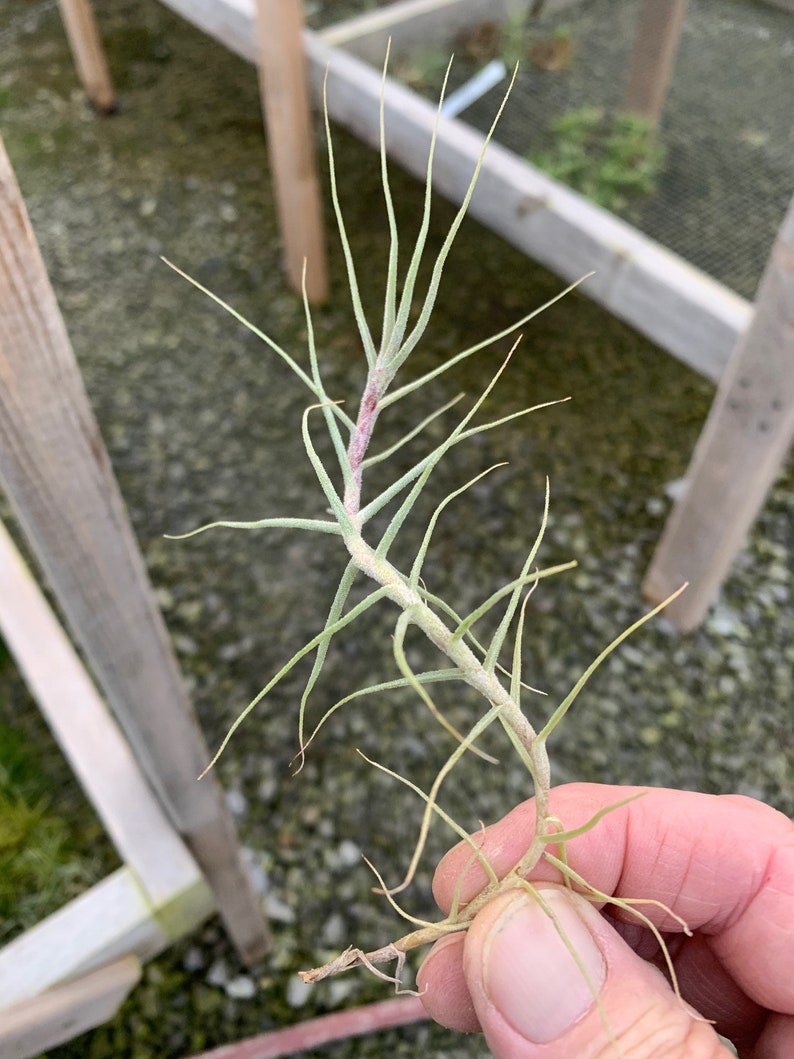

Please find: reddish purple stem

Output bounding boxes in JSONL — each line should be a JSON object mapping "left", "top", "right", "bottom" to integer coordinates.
{"left": 183, "top": 996, "right": 428, "bottom": 1059}
{"left": 345, "top": 374, "right": 383, "bottom": 512}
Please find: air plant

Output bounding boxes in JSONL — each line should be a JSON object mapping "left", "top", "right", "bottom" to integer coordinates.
{"left": 166, "top": 49, "right": 686, "bottom": 1032}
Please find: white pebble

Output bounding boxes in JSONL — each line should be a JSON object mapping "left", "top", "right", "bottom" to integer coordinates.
{"left": 286, "top": 975, "right": 312, "bottom": 1008}
{"left": 336, "top": 839, "right": 361, "bottom": 868}
{"left": 226, "top": 975, "right": 257, "bottom": 1000}
{"left": 225, "top": 788, "right": 248, "bottom": 817}
{"left": 264, "top": 893, "right": 296, "bottom": 924}
{"left": 206, "top": 958, "right": 229, "bottom": 987}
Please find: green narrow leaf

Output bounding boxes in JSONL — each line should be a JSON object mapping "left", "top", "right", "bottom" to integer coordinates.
{"left": 458, "top": 397, "right": 571, "bottom": 445}
{"left": 363, "top": 394, "right": 464, "bottom": 470}
{"left": 165, "top": 517, "right": 342, "bottom": 540}
{"left": 542, "top": 853, "right": 689, "bottom": 1002}
{"left": 509, "top": 590, "right": 535, "bottom": 706}
{"left": 453, "top": 562, "right": 576, "bottom": 643}
{"left": 322, "top": 73, "right": 377, "bottom": 369}
{"left": 417, "top": 585, "right": 546, "bottom": 695}
{"left": 295, "top": 561, "right": 358, "bottom": 769}
{"left": 392, "top": 610, "right": 497, "bottom": 764}
{"left": 161, "top": 257, "right": 353, "bottom": 431}
{"left": 485, "top": 477, "right": 550, "bottom": 672}
{"left": 386, "top": 63, "right": 521, "bottom": 376}
{"left": 374, "top": 344, "right": 520, "bottom": 556}
{"left": 357, "top": 745, "right": 501, "bottom": 892}
{"left": 381, "top": 275, "right": 593, "bottom": 410}
{"left": 531, "top": 793, "right": 647, "bottom": 849}
{"left": 300, "top": 668, "right": 464, "bottom": 756}
{"left": 362, "top": 855, "right": 437, "bottom": 928}
{"left": 301, "top": 403, "right": 356, "bottom": 535}
{"left": 302, "top": 263, "right": 353, "bottom": 491}
{"left": 517, "top": 881, "right": 618, "bottom": 1049}
{"left": 378, "top": 40, "right": 400, "bottom": 355}
{"left": 381, "top": 702, "right": 504, "bottom": 895}
{"left": 536, "top": 584, "right": 688, "bottom": 744}
{"left": 409, "top": 463, "right": 506, "bottom": 589}
{"left": 383, "top": 57, "right": 454, "bottom": 365}
{"left": 198, "top": 585, "right": 391, "bottom": 779}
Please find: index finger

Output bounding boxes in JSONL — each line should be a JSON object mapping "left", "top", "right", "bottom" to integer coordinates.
{"left": 432, "top": 782, "right": 794, "bottom": 1013}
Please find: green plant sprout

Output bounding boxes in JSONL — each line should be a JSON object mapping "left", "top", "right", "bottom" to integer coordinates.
{"left": 165, "top": 51, "right": 687, "bottom": 1032}
{"left": 530, "top": 105, "right": 666, "bottom": 214}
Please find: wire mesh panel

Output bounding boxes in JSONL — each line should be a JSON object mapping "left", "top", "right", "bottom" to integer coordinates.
{"left": 385, "top": 0, "right": 793, "bottom": 300}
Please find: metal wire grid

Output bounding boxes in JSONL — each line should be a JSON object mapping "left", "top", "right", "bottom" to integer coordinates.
{"left": 389, "top": 0, "right": 794, "bottom": 300}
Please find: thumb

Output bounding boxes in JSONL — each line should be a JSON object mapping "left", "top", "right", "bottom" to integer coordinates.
{"left": 462, "top": 885, "right": 732, "bottom": 1059}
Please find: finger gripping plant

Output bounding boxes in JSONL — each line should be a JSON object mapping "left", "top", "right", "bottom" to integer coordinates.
{"left": 167, "top": 54, "right": 686, "bottom": 1022}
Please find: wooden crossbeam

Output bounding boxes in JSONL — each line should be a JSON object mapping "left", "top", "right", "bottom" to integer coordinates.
{"left": 0, "top": 519, "right": 207, "bottom": 909}
{"left": 0, "top": 869, "right": 208, "bottom": 1006}
{"left": 0, "top": 956, "right": 141, "bottom": 1059}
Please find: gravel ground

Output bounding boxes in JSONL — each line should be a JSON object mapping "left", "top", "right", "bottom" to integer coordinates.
{"left": 1, "top": 0, "right": 792, "bottom": 1056}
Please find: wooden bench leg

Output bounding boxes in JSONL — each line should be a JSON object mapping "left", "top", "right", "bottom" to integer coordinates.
{"left": 643, "top": 194, "right": 794, "bottom": 631}
{"left": 0, "top": 134, "right": 268, "bottom": 964}
{"left": 254, "top": 0, "right": 328, "bottom": 304}
{"left": 56, "top": 0, "right": 116, "bottom": 113}
{"left": 622, "top": 0, "right": 689, "bottom": 122}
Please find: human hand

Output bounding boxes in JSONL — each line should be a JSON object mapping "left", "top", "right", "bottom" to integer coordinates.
{"left": 417, "top": 783, "right": 794, "bottom": 1058}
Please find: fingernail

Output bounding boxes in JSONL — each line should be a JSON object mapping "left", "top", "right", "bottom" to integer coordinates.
{"left": 481, "top": 888, "right": 606, "bottom": 1043}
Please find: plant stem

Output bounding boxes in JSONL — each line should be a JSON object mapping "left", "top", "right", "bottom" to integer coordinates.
{"left": 340, "top": 362, "right": 553, "bottom": 830}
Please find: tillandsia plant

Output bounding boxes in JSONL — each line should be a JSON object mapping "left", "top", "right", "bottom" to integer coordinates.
{"left": 166, "top": 52, "right": 687, "bottom": 1029}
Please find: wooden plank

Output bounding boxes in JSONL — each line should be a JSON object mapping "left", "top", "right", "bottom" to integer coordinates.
{"left": 0, "top": 868, "right": 210, "bottom": 1005}
{"left": 643, "top": 194, "right": 794, "bottom": 630}
{"left": 0, "top": 134, "right": 268, "bottom": 964}
{"left": 303, "top": 34, "right": 749, "bottom": 382}
{"left": 0, "top": 956, "right": 141, "bottom": 1059}
{"left": 0, "top": 519, "right": 203, "bottom": 907}
{"left": 323, "top": 0, "right": 588, "bottom": 65}
{"left": 254, "top": 0, "right": 327, "bottom": 303}
{"left": 322, "top": 0, "right": 530, "bottom": 65}
{"left": 622, "top": 0, "right": 689, "bottom": 122}
{"left": 157, "top": 0, "right": 258, "bottom": 64}
{"left": 55, "top": 0, "right": 116, "bottom": 112}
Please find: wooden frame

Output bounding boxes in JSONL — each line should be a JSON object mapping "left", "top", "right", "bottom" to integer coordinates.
{"left": 50, "top": 0, "right": 793, "bottom": 624}
{"left": 0, "top": 136, "right": 269, "bottom": 1057}
{"left": 1, "top": 957, "right": 142, "bottom": 1059}
{"left": 307, "top": 26, "right": 749, "bottom": 384}
{"left": 146, "top": 0, "right": 751, "bottom": 386}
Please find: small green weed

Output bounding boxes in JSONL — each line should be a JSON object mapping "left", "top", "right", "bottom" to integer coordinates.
{"left": 0, "top": 721, "right": 105, "bottom": 940}
{"left": 530, "top": 106, "right": 666, "bottom": 213}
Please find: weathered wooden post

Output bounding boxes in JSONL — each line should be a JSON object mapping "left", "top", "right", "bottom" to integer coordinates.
{"left": 643, "top": 193, "right": 794, "bottom": 630}
{"left": 254, "top": 0, "right": 328, "bottom": 303}
{"left": 0, "top": 134, "right": 269, "bottom": 963}
{"left": 622, "top": 0, "right": 689, "bottom": 123}
{"left": 55, "top": 0, "right": 116, "bottom": 112}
